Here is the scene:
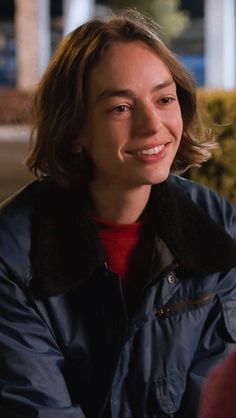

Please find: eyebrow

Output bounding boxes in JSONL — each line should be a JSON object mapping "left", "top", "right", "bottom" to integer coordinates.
{"left": 95, "top": 79, "right": 175, "bottom": 104}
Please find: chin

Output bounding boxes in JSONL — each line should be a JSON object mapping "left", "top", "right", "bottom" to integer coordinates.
{"left": 147, "top": 169, "right": 171, "bottom": 185}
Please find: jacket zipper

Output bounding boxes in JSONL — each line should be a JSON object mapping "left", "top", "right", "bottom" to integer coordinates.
{"left": 156, "top": 292, "right": 215, "bottom": 318}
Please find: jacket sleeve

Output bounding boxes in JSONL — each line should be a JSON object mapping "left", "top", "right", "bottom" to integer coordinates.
{"left": 0, "top": 262, "right": 86, "bottom": 418}
{"left": 176, "top": 280, "right": 236, "bottom": 417}
{"left": 175, "top": 204, "right": 236, "bottom": 418}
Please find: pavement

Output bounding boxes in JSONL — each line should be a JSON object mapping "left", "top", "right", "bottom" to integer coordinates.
{"left": 0, "top": 125, "right": 35, "bottom": 203}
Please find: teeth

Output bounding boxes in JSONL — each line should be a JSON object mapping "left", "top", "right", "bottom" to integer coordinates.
{"left": 134, "top": 145, "right": 164, "bottom": 156}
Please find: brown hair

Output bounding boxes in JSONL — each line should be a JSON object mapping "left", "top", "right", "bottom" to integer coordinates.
{"left": 26, "top": 8, "right": 216, "bottom": 187}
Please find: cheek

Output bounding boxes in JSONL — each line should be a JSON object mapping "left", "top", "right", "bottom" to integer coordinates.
{"left": 82, "top": 131, "right": 112, "bottom": 165}
{"left": 172, "top": 113, "right": 183, "bottom": 139}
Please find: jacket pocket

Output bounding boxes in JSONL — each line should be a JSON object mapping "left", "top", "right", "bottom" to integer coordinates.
{"left": 151, "top": 371, "right": 187, "bottom": 415}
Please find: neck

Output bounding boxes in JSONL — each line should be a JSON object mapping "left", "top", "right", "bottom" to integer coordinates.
{"left": 89, "top": 182, "right": 151, "bottom": 224}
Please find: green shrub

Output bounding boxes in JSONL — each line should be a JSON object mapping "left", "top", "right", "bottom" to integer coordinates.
{"left": 185, "top": 89, "right": 236, "bottom": 207}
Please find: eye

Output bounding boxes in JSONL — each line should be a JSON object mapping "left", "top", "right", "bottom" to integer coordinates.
{"left": 160, "top": 96, "right": 175, "bottom": 105}
{"left": 113, "top": 104, "right": 131, "bottom": 113}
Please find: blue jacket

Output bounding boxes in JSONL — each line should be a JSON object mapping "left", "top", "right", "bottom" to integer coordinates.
{"left": 0, "top": 175, "right": 236, "bottom": 418}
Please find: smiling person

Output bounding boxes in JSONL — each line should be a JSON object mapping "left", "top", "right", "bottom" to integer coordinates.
{"left": 1, "top": 9, "right": 236, "bottom": 418}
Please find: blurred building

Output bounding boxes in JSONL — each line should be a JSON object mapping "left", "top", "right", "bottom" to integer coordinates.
{"left": 0, "top": 0, "right": 235, "bottom": 89}
{"left": 179, "top": 0, "right": 236, "bottom": 89}
{"left": 172, "top": 0, "right": 205, "bottom": 86}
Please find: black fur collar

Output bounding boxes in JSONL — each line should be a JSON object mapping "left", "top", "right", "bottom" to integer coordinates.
{"left": 149, "top": 181, "right": 236, "bottom": 275}
{"left": 31, "top": 178, "right": 236, "bottom": 296}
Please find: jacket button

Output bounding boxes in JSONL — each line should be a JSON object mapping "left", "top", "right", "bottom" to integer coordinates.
{"left": 158, "top": 308, "right": 165, "bottom": 317}
{"left": 167, "top": 274, "right": 175, "bottom": 284}
{"left": 157, "top": 307, "right": 170, "bottom": 318}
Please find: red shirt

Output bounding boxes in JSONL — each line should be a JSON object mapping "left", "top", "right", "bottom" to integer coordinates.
{"left": 96, "top": 217, "right": 153, "bottom": 309}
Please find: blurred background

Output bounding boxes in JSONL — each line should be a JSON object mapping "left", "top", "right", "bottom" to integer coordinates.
{"left": 1, "top": 0, "right": 236, "bottom": 204}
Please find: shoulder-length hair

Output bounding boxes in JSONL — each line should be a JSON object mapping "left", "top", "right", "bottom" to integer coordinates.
{"left": 26, "top": 8, "right": 216, "bottom": 188}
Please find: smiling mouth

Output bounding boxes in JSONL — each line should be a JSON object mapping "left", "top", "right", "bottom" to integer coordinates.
{"left": 128, "top": 145, "right": 165, "bottom": 156}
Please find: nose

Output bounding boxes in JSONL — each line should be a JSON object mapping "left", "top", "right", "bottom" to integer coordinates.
{"left": 134, "top": 104, "right": 162, "bottom": 138}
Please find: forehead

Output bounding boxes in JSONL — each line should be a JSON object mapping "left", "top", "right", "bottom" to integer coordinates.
{"left": 87, "top": 41, "right": 173, "bottom": 99}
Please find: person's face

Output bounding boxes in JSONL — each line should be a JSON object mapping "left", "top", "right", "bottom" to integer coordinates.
{"left": 81, "top": 41, "right": 183, "bottom": 191}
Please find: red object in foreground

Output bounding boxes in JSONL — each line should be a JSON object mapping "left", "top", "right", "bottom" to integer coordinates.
{"left": 199, "top": 348, "right": 236, "bottom": 418}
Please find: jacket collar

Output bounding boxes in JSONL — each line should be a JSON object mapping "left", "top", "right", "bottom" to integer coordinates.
{"left": 149, "top": 180, "right": 236, "bottom": 275}
{"left": 32, "top": 178, "right": 236, "bottom": 296}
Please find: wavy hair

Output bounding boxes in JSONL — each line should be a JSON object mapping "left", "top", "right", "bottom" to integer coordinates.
{"left": 26, "top": 8, "right": 216, "bottom": 187}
